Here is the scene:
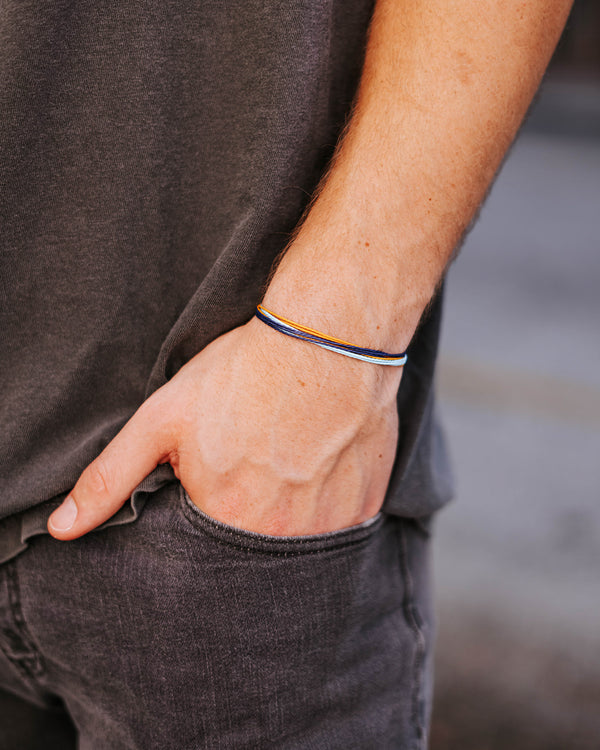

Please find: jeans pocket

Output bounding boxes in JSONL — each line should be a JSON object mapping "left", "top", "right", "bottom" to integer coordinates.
{"left": 15, "top": 480, "right": 430, "bottom": 749}
{"left": 177, "top": 484, "right": 384, "bottom": 555}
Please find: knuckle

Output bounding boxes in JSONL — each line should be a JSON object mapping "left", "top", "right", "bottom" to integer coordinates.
{"left": 85, "top": 458, "right": 113, "bottom": 497}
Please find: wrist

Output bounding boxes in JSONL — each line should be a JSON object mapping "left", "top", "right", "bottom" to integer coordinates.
{"left": 263, "top": 226, "right": 433, "bottom": 356}
{"left": 245, "top": 314, "right": 403, "bottom": 404}
{"left": 264, "top": 151, "right": 446, "bottom": 354}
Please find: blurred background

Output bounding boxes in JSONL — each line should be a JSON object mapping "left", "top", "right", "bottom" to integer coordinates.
{"left": 430, "top": 1, "right": 600, "bottom": 748}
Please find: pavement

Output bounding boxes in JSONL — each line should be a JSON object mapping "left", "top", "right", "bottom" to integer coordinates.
{"left": 430, "top": 78, "right": 600, "bottom": 747}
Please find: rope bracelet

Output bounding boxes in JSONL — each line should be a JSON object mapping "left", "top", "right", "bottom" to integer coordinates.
{"left": 254, "top": 304, "right": 408, "bottom": 367}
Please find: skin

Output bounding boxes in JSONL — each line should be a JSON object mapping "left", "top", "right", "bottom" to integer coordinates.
{"left": 48, "top": 0, "right": 573, "bottom": 540}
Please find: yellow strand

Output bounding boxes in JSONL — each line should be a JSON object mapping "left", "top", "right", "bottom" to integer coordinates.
{"left": 256, "top": 305, "right": 358, "bottom": 348}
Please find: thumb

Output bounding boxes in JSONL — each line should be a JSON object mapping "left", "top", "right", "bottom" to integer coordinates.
{"left": 48, "top": 399, "right": 173, "bottom": 540}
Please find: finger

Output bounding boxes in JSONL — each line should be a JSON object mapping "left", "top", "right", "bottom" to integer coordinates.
{"left": 48, "top": 399, "right": 173, "bottom": 540}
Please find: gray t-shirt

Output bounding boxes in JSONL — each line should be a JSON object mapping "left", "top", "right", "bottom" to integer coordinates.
{"left": 0, "top": 0, "right": 453, "bottom": 561}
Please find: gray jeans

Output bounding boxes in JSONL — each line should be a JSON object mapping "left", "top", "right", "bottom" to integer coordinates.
{"left": 0, "top": 482, "right": 434, "bottom": 749}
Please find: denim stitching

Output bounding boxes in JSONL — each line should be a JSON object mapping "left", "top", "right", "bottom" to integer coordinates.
{"left": 179, "top": 487, "right": 384, "bottom": 557}
{"left": 399, "top": 524, "right": 427, "bottom": 750}
{"left": 183, "top": 509, "right": 380, "bottom": 557}
{"left": 4, "top": 562, "right": 46, "bottom": 681}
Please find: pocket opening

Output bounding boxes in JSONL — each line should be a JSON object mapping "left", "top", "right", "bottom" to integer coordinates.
{"left": 178, "top": 485, "right": 384, "bottom": 555}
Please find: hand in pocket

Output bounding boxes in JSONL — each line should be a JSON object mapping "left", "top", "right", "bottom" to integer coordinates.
{"left": 48, "top": 317, "right": 402, "bottom": 539}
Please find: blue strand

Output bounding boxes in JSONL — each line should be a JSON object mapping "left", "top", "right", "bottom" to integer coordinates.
{"left": 255, "top": 306, "right": 407, "bottom": 367}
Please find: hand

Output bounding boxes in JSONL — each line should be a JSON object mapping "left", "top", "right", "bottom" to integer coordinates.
{"left": 47, "top": 316, "right": 402, "bottom": 539}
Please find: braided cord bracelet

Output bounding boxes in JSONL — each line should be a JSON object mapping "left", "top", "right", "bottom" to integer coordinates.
{"left": 255, "top": 305, "right": 407, "bottom": 367}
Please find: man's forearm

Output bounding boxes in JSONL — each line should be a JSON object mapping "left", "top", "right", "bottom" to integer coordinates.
{"left": 263, "top": 0, "right": 572, "bottom": 352}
